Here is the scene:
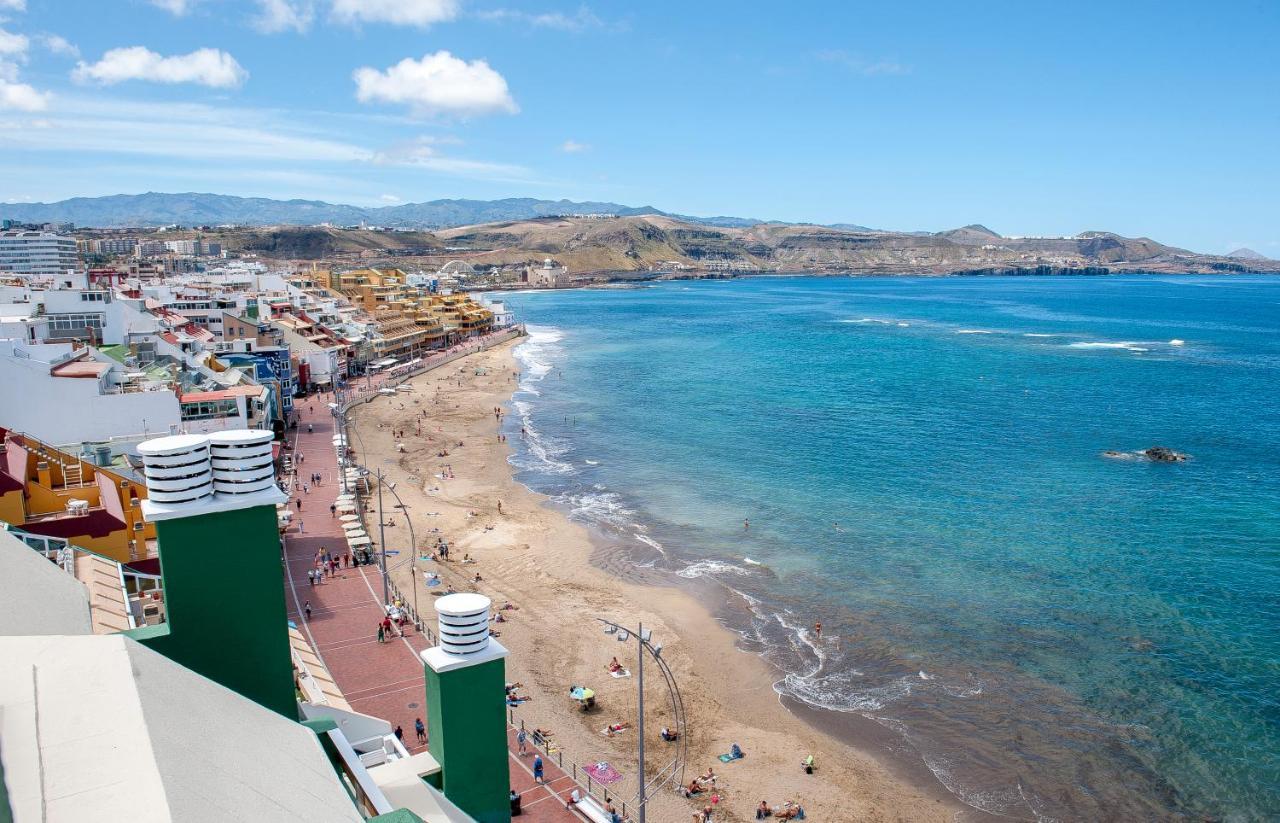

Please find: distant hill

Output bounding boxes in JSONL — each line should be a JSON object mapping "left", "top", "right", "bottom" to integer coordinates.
{"left": 0, "top": 192, "right": 767, "bottom": 231}
{"left": 937, "top": 224, "right": 1003, "bottom": 245}
{"left": 1227, "top": 247, "right": 1271, "bottom": 261}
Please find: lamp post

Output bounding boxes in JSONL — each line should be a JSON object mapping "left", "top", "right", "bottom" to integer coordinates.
{"left": 595, "top": 618, "right": 689, "bottom": 823}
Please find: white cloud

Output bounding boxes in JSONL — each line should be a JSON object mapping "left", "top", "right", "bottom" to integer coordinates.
{"left": 253, "top": 0, "right": 314, "bottom": 33}
{"left": 39, "top": 34, "right": 78, "bottom": 58}
{"left": 0, "top": 78, "right": 47, "bottom": 111}
{"left": 0, "top": 97, "right": 531, "bottom": 185}
{"left": 816, "top": 49, "right": 909, "bottom": 76}
{"left": 331, "top": 0, "right": 458, "bottom": 28}
{"left": 560, "top": 139, "right": 589, "bottom": 153}
{"left": 373, "top": 136, "right": 529, "bottom": 180}
{"left": 0, "top": 27, "right": 28, "bottom": 57}
{"left": 353, "top": 51, "right": 517, "bottom": 117}
{"left": 378, "top": 193, "right": 402, "bottom": 203}
{"left": 0, "top": 0, "right": 26, "bottom": 11}
{"left": 0, "top": 97, "right": 369, "bottom": 161}
{"left": 478, "top": 6, "right": 603, "bottom": 32}
{"left": 148, "top": 0, "right": 197, "bottom": 15}
{"left": 73, "top": 47, "right": 248, "bottom": 88}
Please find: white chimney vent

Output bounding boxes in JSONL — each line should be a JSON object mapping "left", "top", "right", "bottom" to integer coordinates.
{"left": 137, "top": 434, "right": 213, "bottom": 505}
{"left": 435, "top": 593, "right": 491, "bottom": 656}
{"left": 208, "top": 429, "right": 276, "bottom": 496}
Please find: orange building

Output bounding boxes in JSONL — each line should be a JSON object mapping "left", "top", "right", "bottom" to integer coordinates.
{"left": 0, "top": 430, "right": 156, "bottom": 563}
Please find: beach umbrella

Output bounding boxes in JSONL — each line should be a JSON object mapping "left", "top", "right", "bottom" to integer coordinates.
{"left": 342, "top": 522, "right": 365, "bottom": 532}
{"left": 569, "top": 686, "right": 595, "bottom": 701}
{"left": 339, "top": 514, "right": 360, "bottom": 522}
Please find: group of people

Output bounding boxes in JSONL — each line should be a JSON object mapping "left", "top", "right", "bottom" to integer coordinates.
{"left": 756, "top": 800, "right": 807, "bottom": 820}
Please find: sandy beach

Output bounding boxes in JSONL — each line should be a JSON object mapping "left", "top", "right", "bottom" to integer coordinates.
{"left": 349, "top": 339, "right": 959, "bottom": 822}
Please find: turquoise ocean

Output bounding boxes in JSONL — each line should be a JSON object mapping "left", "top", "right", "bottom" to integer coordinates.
{"left": 498, "top": 275, "right": 1279, "bottom": 821}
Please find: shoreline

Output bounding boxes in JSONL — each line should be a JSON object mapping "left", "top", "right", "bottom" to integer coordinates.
{"left": 351, "top": 338, "right": 963, "bottom": 822}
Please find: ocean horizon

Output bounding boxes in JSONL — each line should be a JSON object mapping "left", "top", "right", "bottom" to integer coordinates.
{"left": 498, "top": 274, "right": 1279, "bottom": 821}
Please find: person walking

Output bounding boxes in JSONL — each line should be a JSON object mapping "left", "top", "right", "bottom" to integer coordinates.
{"left": 330, "top": 503, "right": 336, "bottom": 517}
{"left": 296, "top": 498, "right": 302, "bottom": 511}
{"left": 517, "top": 728, "right": 528, "bottom": 755}
{"left": 394, "top": 725, "right": 404, "bottom": 744}
{"left": 377, "top": 623, "right": 386, "bottom": 644}
{"left": 532, "top": 754, "right": 544, "bottom": 784}
{"left": 415, "top": 717, "right": 426, "bottom": 744}
{"left": 297, "top": 519, "right": 304, "bottom": 534}
{"left": 304, "top": 600, "right": 312, "bottom": 621}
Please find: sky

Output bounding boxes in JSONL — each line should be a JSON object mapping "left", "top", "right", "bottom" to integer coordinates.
{"left": 0, "top": 0, "right": 1276, "bottom": 254}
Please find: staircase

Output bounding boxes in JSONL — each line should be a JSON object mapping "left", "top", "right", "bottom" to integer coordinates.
{"left": 61, "top": 457, "right": 84, "bottom": 488}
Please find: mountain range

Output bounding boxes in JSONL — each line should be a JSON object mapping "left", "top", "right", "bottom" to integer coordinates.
{"left": 2, "top": 192, "right": 1273, "bottom": 275}
{"left": 0, "top": 192, "right": 763, "bottom": 231}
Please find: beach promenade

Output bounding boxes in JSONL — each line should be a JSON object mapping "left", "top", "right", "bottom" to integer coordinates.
{"left": 279, "top": 336, "right": 588, "bottom": 823}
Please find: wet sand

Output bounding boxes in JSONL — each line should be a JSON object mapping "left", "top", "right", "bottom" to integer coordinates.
{"left": 351, "top": 339, "right": 961, "bottom": 822}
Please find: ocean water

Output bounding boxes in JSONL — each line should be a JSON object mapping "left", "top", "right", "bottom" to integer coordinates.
{"left": 498, "top": 275, "right": 1280, "bottom": 821}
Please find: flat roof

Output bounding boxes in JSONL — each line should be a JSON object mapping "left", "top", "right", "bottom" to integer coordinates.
{"left": 179, "top": 385, "right": 266, "bottom": 403}
{"left": 0, "top": 634, "right": 363, "bottom": 823}
{"left": 50, "top": 360, "right": 111, "bottom": 379}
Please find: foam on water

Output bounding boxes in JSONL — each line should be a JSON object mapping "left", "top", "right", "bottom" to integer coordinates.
{"left": 552, "top": 490, "right": 636, "bottom": 529}
{"left": 1068, "top": 340, "right": 1150, "bottom": 352}
{"left": 675, "top": 558, "right": 753, "bottom": 579}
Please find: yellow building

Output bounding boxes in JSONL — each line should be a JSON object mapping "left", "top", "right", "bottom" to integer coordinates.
{"left": 334, "top": 268, "right": 495, "bottom": 356}
{"left": 0, "top": 432, "right": 156, "bottom": 563}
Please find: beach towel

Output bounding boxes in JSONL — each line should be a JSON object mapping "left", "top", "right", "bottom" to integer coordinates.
{"left": 718, "top": 752, "right": 743, "bottom": 763}
{"left": 609, "top": 669, "right": 631, "bottom": 678}
{"left": 582, "top": 762, "right": 622, "bottom": 785}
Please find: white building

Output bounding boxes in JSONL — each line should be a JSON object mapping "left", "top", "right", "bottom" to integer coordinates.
{"left": 0, "top": 231, "right": 77, "bottom": 277}
{"left": 0, "top": 341, "right": 182, "bottom": 444}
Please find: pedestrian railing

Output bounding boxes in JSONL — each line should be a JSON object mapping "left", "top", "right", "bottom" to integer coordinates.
{"left": 510, "top": 712, "right": 641, "bottom": 821}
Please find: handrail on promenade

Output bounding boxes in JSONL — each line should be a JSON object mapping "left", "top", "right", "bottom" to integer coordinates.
{"left": 511, "top": 711, "right": 651, "bottom": 822}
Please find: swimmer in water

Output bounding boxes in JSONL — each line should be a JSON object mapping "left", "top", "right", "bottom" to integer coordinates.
{"left": 744, "top": 519, "right": 750, "bottom": 531}
{"left": 814, "top": 621, "right": 822, "bottom": 641}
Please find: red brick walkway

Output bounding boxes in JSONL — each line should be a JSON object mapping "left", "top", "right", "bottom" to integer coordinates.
{"left": 280, "top": 353, "right": 587, "bottom": 822}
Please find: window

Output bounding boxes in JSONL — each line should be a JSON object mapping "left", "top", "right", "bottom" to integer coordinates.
{"left": 47, "top": 312, "right": 104, "bottom": 333}
{"left": 80, "top": 292, "right": 105, "bottom": 302}
{"left": 180, "top": 398, "right": 239, "bottom": 421}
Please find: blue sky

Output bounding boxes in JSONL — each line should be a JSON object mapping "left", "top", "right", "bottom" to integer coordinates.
{"left": 0, "top": 0, "right": 1276, "bottom": 253}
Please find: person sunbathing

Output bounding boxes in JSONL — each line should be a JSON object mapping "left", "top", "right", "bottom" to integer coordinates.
{"left": 755, "top": 801, "right": 773, "bottom": 820}
{"left": 698, "top": 767, "right": 716, "bottom": 784}
{"left": 683, "top": 780, "right": 703, "bottom": 797}
{"left": 604, "top": 722, "right": 629, "bottom": 735}
{"left": 661, "top": 727, "right": 679, "bottom": 741}
{"left": 607, "top": 657, "right": 623, "bottom": 673}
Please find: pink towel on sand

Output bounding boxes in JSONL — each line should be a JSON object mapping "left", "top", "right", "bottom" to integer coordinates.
{"left": 583, "top": 762, "right": 623, "bottom": 784}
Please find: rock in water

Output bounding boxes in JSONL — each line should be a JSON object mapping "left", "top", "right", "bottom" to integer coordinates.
{"left": 1143, "top": 446, "right": 1188, "bottom": 462}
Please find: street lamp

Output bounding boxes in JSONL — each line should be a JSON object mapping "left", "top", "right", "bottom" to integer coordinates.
{"left": 595, "top": 618, "right": 689, "bottom": 823}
